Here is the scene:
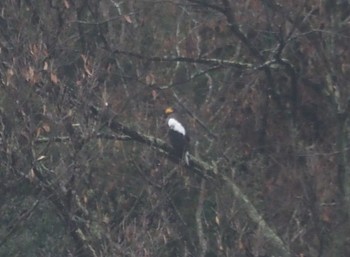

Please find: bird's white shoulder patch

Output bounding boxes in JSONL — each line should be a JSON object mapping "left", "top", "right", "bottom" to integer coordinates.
{"left": 168, "top": 118, "right": 186, "bottom": 135}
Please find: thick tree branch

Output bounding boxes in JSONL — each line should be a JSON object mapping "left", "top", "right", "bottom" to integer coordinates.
{"left": 222, "top": 174, "right": 292, "bottom": 257}
{"left": 34, "top": 133, "right": 131, "bottom": 144}
{"left": 113, "top": 48, "right": 253, "bottom": 69}
{"left": 113, "top": 48, "right": 290, "bottom": 75}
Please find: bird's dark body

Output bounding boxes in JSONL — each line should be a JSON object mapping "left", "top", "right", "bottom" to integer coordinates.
{"left": 168, "top": 129, "right": 189, "bottom": 157}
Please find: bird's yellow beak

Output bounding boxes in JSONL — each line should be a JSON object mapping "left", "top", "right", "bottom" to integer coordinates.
{"left": 164, "top": 107, "right": 174, "bottom": 115}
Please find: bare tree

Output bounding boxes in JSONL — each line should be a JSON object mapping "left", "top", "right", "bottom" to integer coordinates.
{"left": 1, "top": 0, "right": 350, "bottom": 256}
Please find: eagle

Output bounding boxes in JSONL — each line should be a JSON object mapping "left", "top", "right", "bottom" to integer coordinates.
{"left": 164, "top": 107, "right": 190, "bottom": 161}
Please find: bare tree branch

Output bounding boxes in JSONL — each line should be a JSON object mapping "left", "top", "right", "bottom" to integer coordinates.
{"left": 113, "top": 48, "right": 253, "bottom": 69}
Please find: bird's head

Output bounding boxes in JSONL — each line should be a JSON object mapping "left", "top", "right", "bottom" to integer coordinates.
{"left": 164, "top": 107, "right": 175, "bottom": 116}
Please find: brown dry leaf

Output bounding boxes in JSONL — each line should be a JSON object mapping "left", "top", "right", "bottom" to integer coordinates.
{"left": 28, "top": 168, "right": 36, "bottom": 183}
{"left": 41, "top": 123, "right": 51, "bottom": 133}
{"left": 25, "top": 66, "right": 39, "bottom": 84}
{"left": 29, "top": 43, "right": 48, "bottom": 60}
{"left": 50, "top": 72, "right": 59, "bottom": 84}
{"left": 29, "top": 43, "right": 38, "bottom": 56}
{"left": 81, "top": 54, "right": 87, "bottom": 62}
{"left": 43, "top": 61, "right": 48, "bottom": 71}
{"left": 27, "top": 66, "right": 35, "bottom": 80}
{"left": 123, "top": 15, "right": 133, "bottom": 24}
{"left": 146, "top": 73, "right": 155, "bottom": 85}
{"left": 215, "top": 215, "right": 220, "bottom": 226}
{"left": 35, "top": 127, "right": 42, "bottom": 137}
{"left": 63, "top": 0, "right": 70, "bottom": 8}
{"left": 6, "top": 68, "right": 14, "bottom": 86}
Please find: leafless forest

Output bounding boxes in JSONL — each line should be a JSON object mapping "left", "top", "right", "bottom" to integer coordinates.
{"left": 1, "top": 0, "right": 350, "bottom": 256}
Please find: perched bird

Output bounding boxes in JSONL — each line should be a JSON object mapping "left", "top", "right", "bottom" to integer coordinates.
{"left": 164, "top": 107, "right": 190, "bottom": 161}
